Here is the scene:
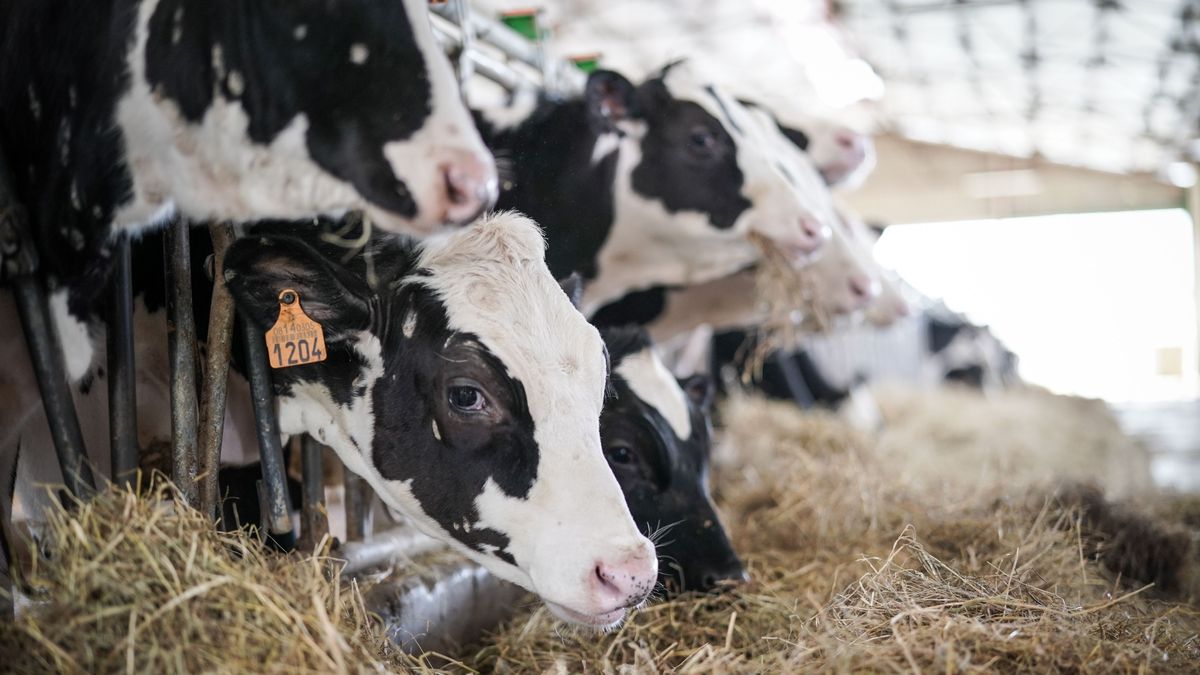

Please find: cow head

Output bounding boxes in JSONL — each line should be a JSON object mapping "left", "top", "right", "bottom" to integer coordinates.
{"left": 599, "top": 327, "right": 746, "bottom": 594}
{"left": 803, "top": 212, "right": 882, "bottom": 320}
{"left": 775, "top": 117, "right": 876, "bottom": 190}
{"left": 582, "top": 62, "right": 834, "bottom": 310}
{"left": 223, "top": 213, "right": 655, "bottom": 629}
{"left": 117, "top": 0, "right": 496, "bottom": 235}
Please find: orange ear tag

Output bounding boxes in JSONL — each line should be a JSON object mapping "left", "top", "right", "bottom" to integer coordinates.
{"left": 265, "top": 289, "right": 327, "bottom": 369}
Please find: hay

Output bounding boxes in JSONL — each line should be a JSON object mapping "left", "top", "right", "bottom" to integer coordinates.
{"left": 464, "top": 392, "right": 1200, "bottom": 674}
{"left": 743, "top": 235, "right": 825, "bottom": 379}
{"left": 0, "top": 479, "right": 447, "bottom": 674}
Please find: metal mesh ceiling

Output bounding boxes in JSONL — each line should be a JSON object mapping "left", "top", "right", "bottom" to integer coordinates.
{"left": 473, "top": 0, "right": 1198, "bottom": 175}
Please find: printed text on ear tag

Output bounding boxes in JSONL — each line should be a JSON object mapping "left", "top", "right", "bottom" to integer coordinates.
{"left": 265, "top": 288, "right": 327, "bottom": 369}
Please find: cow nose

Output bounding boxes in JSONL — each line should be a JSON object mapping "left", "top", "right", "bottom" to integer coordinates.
{"left": 849, "top": 274, "right": 880, "bottom": 305}
{"left": 592, "top": 543, "right": 657, "bottom": 609}
{"left": 833, "top": 128, "right": 859, "bottom": 150}
{"left": 441, "top": 153, "right": 499, "bottom": 226}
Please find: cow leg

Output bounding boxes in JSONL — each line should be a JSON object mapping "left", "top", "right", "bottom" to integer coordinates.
{"left": 239, "top": 317, "right": 296, "bottom": 550}
{"left": 107, "top": 232, "right": 138, "bottom": 489}
{"left": 197, "top": 222, "right": 237, "bottom": 520}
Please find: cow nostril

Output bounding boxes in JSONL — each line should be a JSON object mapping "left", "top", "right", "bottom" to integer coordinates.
{"left": 835, "top": 131, "right": 857, "bottom": 149}
{"left": 444, "top": 168, "right": 468, "bottom": 206}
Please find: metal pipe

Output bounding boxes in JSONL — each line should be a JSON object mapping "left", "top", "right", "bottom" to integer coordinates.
{"left": 238, "top": 316, "right": 295, "bottom": 540}
{"left": 300, "top": 434, "right": 329, "bottom": 549}
{"left": 13, "top": 276, "right": 95, "bottom": 498}
{"left": 343, "top": 469, "right": 370, "bottom": 542}
{"left": 338, "top": 526, "right": 445, "bottom": 576}
{"left": 106, "top": 233, "right": 138, "bottom": 489}
{"left": 197, "top": 222, "right": 237, "bottom": 519}
{"left": 431, "top": 3, "right": 540, "bottom": 68}
{"left": 164, "top": 218, "right": 199, "bottom": 507}
{"left": 453, "top": 0, "right": 476, "bottom": 85}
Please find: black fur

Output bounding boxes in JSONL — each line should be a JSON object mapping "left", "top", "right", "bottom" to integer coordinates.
{"left": 600, "top": 326, "right": 745, "bottom": 593}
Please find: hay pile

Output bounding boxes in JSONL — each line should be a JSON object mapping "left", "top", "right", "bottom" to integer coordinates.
{"left": 464, "top": 391, "right": 1200, "bottom": 673}
{"left": 0, "top": 480, "right": 439, "bottom": 674}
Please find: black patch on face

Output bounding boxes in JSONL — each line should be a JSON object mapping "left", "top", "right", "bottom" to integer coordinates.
{"left": 630, "top": 80, "right": 752, "bottom": 231}
{"left": 600, "top": 327, "right": 745, "bottom": 594}
{"left": 221, "top": 220, "right": 548, "bottom": 566}
{"left": 144, "top": 0, "right": 433, "bottom": 219}
{"left": 928, "top": 316, "right": 967, "bottom": 354}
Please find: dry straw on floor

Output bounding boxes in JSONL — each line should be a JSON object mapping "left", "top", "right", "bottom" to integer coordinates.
{"left": 1, "top": 387, "right": 1196, "bottom": 674}
{"left": 464, "top": 391, "right": 1200, "bottom": 674}
{"left": 0, "top": 479, "right": 445, "bottom": 674}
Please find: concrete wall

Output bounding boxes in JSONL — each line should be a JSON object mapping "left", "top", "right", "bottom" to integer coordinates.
{"left": 845, "top": 135, "right": 1187, "bottom": 225}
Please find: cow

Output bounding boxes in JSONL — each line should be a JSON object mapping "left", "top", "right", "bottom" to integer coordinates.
{"left": 3, "top": 212, "right": 657, "bottom": 629}
{"left": 473, "top": 61, "right": 837, "bottom": 317}
{"left": 599, "top": 326, "right": 746, "bottom": 594}
{"left": 0, "top": 0, "right": 497, "bottom": 292}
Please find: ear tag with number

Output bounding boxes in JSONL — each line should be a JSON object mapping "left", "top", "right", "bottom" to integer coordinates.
{"left": 265, "top": 289, "right": 327, "bottom": 369}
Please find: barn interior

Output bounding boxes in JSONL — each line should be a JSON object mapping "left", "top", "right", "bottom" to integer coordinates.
{"left": 2, "top": 1, "right": 1200, "bottom": 672}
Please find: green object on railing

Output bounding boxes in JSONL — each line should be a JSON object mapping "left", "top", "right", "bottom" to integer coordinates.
{"left": 570, "top": 54, "right": 600, "bottom": 73}
{"left": 501, "top": 9, "right": 539, "bottom": 41}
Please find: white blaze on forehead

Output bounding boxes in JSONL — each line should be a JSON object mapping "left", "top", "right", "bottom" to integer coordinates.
{"left": 616, "top": 347, "right": 692, "bottom": 440}
{"left": 415, "top": 211, "right": 608, "bottom": 415}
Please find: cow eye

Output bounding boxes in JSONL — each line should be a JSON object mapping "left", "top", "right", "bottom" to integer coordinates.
{"left": 448, "top": 385, "right": 487, "bottom": 413}
{"left": 605, "top": 444, "right": 634, "bottom": 465}
{"left": 687, "top": 126, "right": 718, "bottom": 154}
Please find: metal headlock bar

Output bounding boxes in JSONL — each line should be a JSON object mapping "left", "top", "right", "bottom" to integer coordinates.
{"left": 197, "top": 222, "right": 237, "bottom": 521}
{"left": 239, "top": 316, "right": 296, "bottom": 547}
{"left": 164, "top": 218, "right": 200, "bottom": 507}
{"left": 107, "top": 233, "right": 138, "bottom": 489}
{"left": 0, "top": 144, "right": 95, "bottom": 499}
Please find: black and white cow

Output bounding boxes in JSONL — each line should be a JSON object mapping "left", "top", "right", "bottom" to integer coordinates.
{"left": 474, "top": 61, "right": 836, "bottom": 316}
{"left": 5, "top": 212, "right": 657, "bottom": 629}
{"left": 0, "top": 0, "right": 496, "bottom": 288}
{"left": 599, "top": 326, "right": 746, "bottom": 594}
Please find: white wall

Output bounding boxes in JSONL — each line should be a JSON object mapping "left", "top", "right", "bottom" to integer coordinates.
{"left": 875, "top": 209, "right": 1198, "bottom": 402}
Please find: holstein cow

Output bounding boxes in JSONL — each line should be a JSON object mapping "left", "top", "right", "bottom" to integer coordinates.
{"left": 474, "top": 61, "right": 836, "bottom": 317}
{"left": 599, "top": 326, "right": 746, "bottom": 594}
{"left": 0, "top": 0, "right": 496, "bottom": 290}
{"left": 5, "top": 213, "right": 658, "bottom": 629}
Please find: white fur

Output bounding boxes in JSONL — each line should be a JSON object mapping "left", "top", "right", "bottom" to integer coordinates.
{"left": 478, "top": 87, "right": 539, "bottom": 133}
{"left": 617, "top": 347, "right": 692, "bottom": 440}
{"left": 48, "top": 291, "right": 95, "bottom": 382}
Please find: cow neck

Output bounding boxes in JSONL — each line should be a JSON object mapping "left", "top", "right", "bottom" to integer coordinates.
{"left": 484, "top": 98, "right": 621, "bottom": 283}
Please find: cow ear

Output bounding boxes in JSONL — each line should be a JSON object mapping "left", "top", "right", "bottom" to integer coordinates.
{"left": 585, "top": 70, "right": 638, "bottom": 132}
{"left": 679, "top": 374, "right": 715, "bottom": 411}
{"left": 223, "top": 235, "right": 372, "bottom": 341}
{"left": 558, "top": 273, "right": 585, "bottom": 311}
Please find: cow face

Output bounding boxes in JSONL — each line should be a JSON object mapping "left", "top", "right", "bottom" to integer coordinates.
{"left": 117, "top": 0, "right": 495, "bottom": 235}
{"left": 583, "top": 63, "right": 834, "bottom": 311}
{"left": 776, "top": 118, "right": 876, "bottom": 190}
{"left": 803, "top": 213, "right": 882, "bottom": 320}
{"left": 223, "top": 213, "right": 655, "bottom": 629}
{"left": 600, "top": 328, "right": 746, "bottom": 594}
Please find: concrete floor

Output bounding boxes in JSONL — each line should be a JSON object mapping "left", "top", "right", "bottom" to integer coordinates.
{"left": 1112, "top": 401, "right": 1200, "bottom": 493}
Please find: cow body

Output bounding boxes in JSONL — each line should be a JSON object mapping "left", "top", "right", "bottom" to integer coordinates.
{"left": 475, "top": 62, "right": 836, "bottom": 317}
{"left": 0, "top": 0, "right": 496, "bottom": 290}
